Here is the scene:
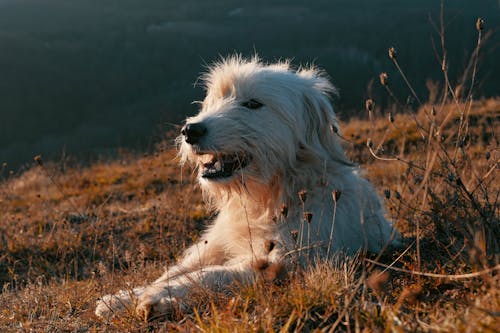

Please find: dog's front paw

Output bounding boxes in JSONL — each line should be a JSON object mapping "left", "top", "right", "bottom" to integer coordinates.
{"left": 136, "top": 294, "right": 178, "bottom": 321}
{"left": 95, "top": 294, "right": 124, "bottom": 318}
{"left": 95, "top": 290, "right": 135, "bottom": 318}
{"left": 95, "top": 298, "right": 111, "bottom": 318}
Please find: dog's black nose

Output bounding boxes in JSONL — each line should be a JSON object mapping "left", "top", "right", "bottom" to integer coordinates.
{"left": 181, "top": 122, "right": 207, "bottom": 144}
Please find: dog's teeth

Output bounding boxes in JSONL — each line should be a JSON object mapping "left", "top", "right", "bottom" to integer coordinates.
{"left": 214, "top": 160, "right": 222, "bottom": 171}
{"left": 199, "top": 151, "right": 250, "bottom": 179}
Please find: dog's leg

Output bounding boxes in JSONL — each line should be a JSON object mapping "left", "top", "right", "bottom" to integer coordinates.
{"left": 135, "top": 263, "right": 254, "bottom": 321}
{"left": 153, "top": 238, "right": 227, "bottom": 283}
{"left": 95, "top": 239, "right": 226, "bottom": 318}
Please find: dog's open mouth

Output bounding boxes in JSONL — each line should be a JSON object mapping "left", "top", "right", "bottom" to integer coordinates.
{"left": 198, "top": 153, "right": 251, "bottom": 179}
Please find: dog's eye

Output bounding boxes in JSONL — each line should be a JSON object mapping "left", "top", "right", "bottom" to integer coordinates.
{"left": 241, "top": 99, "right": 263, "bottom": 110}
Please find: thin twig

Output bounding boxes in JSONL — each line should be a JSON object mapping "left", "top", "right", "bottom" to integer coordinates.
{"left": 367, "top": 145, "right": 425, "bottom": 171}
{"left": 365, "top": 259, "right": 500, "bottom": 280}
{"left": 391, "top": 58, "right": 423, "bottom": 107}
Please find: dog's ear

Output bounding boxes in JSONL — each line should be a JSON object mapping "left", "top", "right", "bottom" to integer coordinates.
{"left": 298, "top": 70, "right": 353, "bottom": 167}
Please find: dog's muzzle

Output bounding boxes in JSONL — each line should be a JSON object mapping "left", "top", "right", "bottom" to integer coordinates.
{"left": 181, "top": 122, "right": 251, "bottom": 180}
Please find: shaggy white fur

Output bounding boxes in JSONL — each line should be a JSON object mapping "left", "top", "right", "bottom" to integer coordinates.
{"left": 95, "top": 56, "right": 402, "bottom": 320}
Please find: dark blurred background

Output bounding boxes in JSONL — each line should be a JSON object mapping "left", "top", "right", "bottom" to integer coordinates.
{"left": 0, "top": 0, "right": 499, "bottom": 170}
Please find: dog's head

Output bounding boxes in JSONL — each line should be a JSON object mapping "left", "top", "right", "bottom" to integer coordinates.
{"left": 178, "top": 56, "right": 351, "bottom": 198}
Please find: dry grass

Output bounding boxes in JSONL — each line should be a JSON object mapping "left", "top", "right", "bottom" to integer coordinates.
{"left": 0, "top": 97, "right": 498, "bottom": 332}
{"left": 1, "top": 16, "right": 499, "bottom": 331}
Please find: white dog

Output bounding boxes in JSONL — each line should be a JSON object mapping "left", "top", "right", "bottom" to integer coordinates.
{"left": 95, "top": 56, "right": 402, "bottom": 320}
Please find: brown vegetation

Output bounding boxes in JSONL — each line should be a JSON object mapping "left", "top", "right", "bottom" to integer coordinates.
{"left": 1, "top": 16, "right": 499, "bottom": 331}
{"left": 0, "top": 95, "right": 498, "bottom": 331}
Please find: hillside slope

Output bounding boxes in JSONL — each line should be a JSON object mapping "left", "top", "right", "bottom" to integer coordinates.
{"left": 0, "top": 99, "right": 498, "bottom": 332}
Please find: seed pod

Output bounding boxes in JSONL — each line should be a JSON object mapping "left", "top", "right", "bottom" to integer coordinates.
{"left": 365, "top": 99, "right": 375, "bottom": 112}
{"left": 379, "top": 72, "right": 389, "bottom": 86}
{"left": 388, "top": 112, "right": 394, "bottom": 123}
{"left": 298, "top": 190, "right": 307, "bottom": 204}
{"left": 388, "top": 47, "right": 396, "bottom": 60}
{"left": 332, "top": 190, "right": 342, "bottom": 202}
{"left": 34, "top": 155, "right": 43, "bottom": 166}
{"left": 303, "top": 212, "right": 313, "bottom": 224}
{"left": 367, "top": 138, "right": 373, "bottom": 149}
{"left": 384, "top": 189, "right": 391, "bottom": 199}
{"left": 280, "top": 204, "right": 288, "bottom": 218}
{"left": 476, "top": 18, "right": 484, "bottom": 31}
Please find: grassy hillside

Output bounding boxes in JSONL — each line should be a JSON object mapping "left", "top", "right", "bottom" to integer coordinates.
{"left": 0, "top": 95, "right": 498, "bottom": 331}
